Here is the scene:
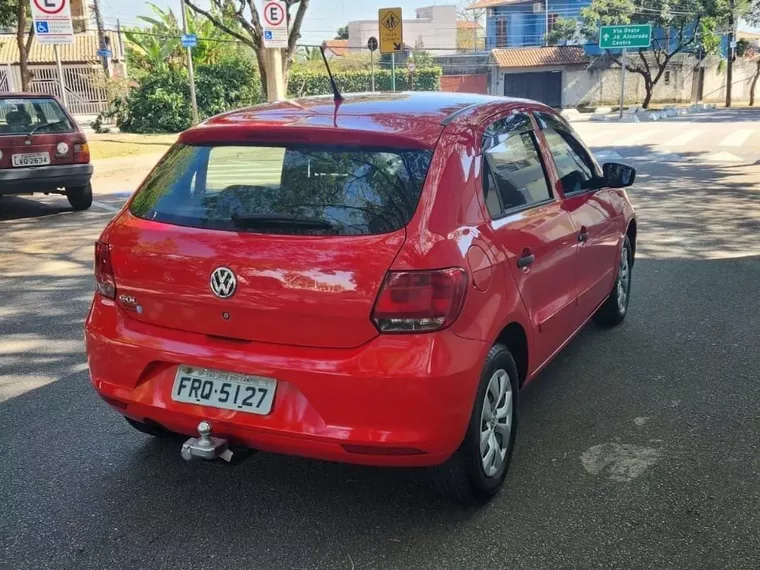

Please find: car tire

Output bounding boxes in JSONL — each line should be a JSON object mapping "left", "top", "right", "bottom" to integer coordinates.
{"left": 431, "top": 344, "right": 519, "bottom": 505}
{"left": 125, "top": 417, "right": 176, "bottom": 438}
{"left": 593, "top": 236, "right": 633, "bottom": 327}
{"left": 65, "top": 183, "right": 93, "bottom": 211}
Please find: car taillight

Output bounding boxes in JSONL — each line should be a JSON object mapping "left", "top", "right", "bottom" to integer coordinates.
{"left": 95, "top": 241, "right": 116, "bottom": 299}
{"left": 74, "top": 142, "right": 90, "bottom": 163}
{"left": 372, "top": 268, "right": 468, "bottom": 333}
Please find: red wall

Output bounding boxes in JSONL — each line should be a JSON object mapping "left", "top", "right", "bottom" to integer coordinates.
{"left": 440, "top": 74, "right": 488, "bottom": 94}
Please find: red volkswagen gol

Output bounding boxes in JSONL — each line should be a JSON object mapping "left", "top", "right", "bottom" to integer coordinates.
{"left": 85, "top": 93, "right": 637, "bottom": 503}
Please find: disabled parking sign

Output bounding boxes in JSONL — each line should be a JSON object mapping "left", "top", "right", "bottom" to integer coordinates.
{"left": 30, "top": 0, "right": 74, "bottom": 45}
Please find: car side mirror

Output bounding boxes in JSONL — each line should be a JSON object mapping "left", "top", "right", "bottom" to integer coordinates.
{"left": 602, "top": 162, "right": 636, "bottom": 188}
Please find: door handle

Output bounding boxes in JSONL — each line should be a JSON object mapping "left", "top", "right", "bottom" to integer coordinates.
{"left": 517, "top": 252, "right": 535, "bottom": 268}
{"left": 578, "top": 228, "right": 589, "bottom": 243}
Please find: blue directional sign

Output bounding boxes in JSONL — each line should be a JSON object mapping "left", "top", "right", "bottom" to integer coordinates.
{"left": 97, "top": 48, "right": 112, "bottom": 57}
{"left": 181, "top": 34, "right": 197, "bottom": 48}
{"left": 264, "top": 30, "right": 273, "bottom": 40}
{"left": 35, "top": 21, "right": 50, "bottom": 34}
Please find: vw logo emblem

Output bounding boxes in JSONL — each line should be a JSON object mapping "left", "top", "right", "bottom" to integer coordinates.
{"left": 210, "top": 267, "right": 237, "bottom": 299}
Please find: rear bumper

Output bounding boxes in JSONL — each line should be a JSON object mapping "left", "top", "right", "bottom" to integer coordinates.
{"left": 85, "top": 296, "right": 489, "bottom": 467}
{"left": 0, "top": 163, "right": 93, "bottom": 195}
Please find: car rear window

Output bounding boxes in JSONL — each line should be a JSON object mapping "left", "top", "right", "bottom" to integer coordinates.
{"left": 129, "top": 144, "right": 433, "bottom": 236}
{"left": 0, "top": 98, "right": 74, "bottom": 135}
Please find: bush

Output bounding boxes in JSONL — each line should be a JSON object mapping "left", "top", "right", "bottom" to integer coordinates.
{"left": 288, "top": 67, "right": 442, "bottom": 98}
{"left": 117, "top": 56, "right": 263, "bottom": 133}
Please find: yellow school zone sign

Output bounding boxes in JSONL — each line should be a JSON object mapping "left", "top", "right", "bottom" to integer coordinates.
{"left": 378, "top": 7, "right": 403, "bottom": 54}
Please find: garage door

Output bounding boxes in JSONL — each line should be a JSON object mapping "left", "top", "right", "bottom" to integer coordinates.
{"left": 503, "top": 71, "right": 562, "bottom": 108}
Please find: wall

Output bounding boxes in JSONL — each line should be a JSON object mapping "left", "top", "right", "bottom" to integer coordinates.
{"left": 348, "top": 6, "right": 458, "bottom": 54}
{"left": 700, "top": 56, "right": 760, "bottom": 103}
{"left": 491, "top": 54, "right": 760, "bottom": 107}
{"left": 441, "top": 75, "right": 489, "bottom": 94}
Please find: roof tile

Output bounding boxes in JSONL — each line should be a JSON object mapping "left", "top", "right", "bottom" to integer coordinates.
{"left": 0, "top": 31, "right": 122, "bottom": 64}
{"left": 492, "top": 46, "right": 588, "bottom": 68}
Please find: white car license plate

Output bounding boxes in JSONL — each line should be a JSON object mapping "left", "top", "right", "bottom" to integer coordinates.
{"left": 12, "top": 152, "right": 51, "bottom": 167}
{"left": 171, "top": 366, "right": 277, "bottom": 415}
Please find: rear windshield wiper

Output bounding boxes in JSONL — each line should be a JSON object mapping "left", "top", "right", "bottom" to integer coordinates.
{"left": 230, "top": 213, "right": 336, "bottom": 230}
{"left": 28, "top": 121, "right": 63, "bottom": 136}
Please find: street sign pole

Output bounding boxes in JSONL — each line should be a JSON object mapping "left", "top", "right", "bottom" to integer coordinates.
{"left": 179, "top": 0, "right": 199, "bottom": 124}
{"left": 391, "top": 54, "right": 396, "bottom": 91}
{"left": 262, "top": 0, "right": 288, "bottom": 102}
{"left": 379, "top": 7, "right": 403, "bottom": 90}
{"left": 367, "top": 37, "right": 378, "bottom": 92}
{"left": 54, "top": 44, "right": 68, "bottom": 108}
{"left": 619, "top": 48, "right": 626, "bottom": 119}
{"left": 30, "top": 0, "right": 74, "bottom": 111}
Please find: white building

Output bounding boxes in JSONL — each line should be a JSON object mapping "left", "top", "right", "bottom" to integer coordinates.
{"left": 347, "top": 5, "right": 458, "bottom": 55}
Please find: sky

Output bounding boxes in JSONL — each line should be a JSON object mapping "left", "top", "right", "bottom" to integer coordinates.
{"left": 100, "top": 0, "right": 461, "bottom": 44}
{"left": 101, "top": 0, "right": 757, "bottom": 41}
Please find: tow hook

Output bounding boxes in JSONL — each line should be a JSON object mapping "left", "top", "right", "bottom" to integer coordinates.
{"left": 181, "top": 421, "right": 234, "bottom": 463}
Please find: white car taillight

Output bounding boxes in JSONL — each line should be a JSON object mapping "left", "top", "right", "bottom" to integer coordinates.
{"left": 371, "top": 268, "right": 468, "bottom": 333}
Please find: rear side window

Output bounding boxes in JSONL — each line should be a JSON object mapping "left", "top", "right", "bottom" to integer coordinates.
{"left": 129, "top": 144, "right": 433, "bottom": 236}
{"left": 0, "top": 98, "right": 74, "bottom": 135}
{"left": 482, "top": 113, "right": 552, "bottom": 215}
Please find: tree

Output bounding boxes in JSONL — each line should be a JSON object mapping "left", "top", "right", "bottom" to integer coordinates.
{"left": 552, "top": 0, "right": 723, "bottom": 108}
{"left": 335, "top": 25, "right": 348, "bottom": 40}
{"left": 545, "top": 17, "right": 582, "bottom": 46}
{"left": 3, "top": 1, "right": 35, "bottom": 91}
{"left": 125, "top": 2, "right": 245, "bottom": 75}
{"left": 457, "top": 0, "right": 484, "bottom": 25}
{"left": 184, "top": 0, "right": 310, "bottom": 99}
{"left": 747, "top": 1, "right": 760, "bottom": 105}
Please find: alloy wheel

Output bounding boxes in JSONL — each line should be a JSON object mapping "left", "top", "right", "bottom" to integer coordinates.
{"left": 480, "top": 369, "right": 513, "bottom": 478}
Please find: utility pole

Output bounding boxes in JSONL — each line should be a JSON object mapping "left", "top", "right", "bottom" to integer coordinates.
{"left": 545, "top": 0, "right": 549, "bottom": 46}
{"left": 726, "top": 0, "right": 735, "bottom": 107}
{"left": 92, "top": 0, "right": 110, "bottom": 77}
{"left": 179, "top": 0, "right": 200, "bottom": 123}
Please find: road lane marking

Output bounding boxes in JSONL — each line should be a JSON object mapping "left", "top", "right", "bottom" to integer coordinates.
{"left": 663, "top": 129, "right": 705, "bottom": 146}
{"left": 576, "top": 130, "right": 615, "bottom": 143}
{"left": 612, "top": 130, "right": 661, "bottom": 146}
{"left": 92, "top": 201, "right": 120, "bottom": 213}
{"left": 718, "top": 129, "right": 752, "bottom": 147}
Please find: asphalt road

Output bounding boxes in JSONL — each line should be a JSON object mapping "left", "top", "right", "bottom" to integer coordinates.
{"left": 2, "top": 109, "right": 760, "bottom": 569}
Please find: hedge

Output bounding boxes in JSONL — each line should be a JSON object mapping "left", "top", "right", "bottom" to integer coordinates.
{"left": 116, "top": 63, "right": 442, "bottom": 133}
{"left": 288, "top": 67, "right": 442, "bottom": 98}
{"left": 117, "top": 56, "right": 263, "bottom": 133}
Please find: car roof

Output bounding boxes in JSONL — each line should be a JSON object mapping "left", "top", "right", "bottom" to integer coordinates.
{"left": 182, "top": 92, "right": 553, "bottom": 149}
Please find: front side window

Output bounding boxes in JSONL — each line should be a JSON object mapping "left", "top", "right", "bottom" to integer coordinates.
{"left": 482, "top": 113, "right": 553, "bottom": 215}
{"left": 0, "top": 97, "right": 74, "bottom": 135}
{"left": 535, "top": 112, "right": 596, "bottom": 195}
{"left": 130, "top": 144, "right": 433, "bottom": 236}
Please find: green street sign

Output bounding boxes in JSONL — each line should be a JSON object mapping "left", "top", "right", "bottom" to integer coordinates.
{"left": 599, "top": 24, "right": 652, "bottom": 49}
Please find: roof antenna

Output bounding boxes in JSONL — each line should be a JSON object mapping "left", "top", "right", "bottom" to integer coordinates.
{"left": 320, "top": 45, "right": 344, "bottom": 103}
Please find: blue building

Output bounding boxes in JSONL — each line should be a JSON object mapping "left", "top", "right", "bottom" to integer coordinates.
{"left": 470, "top": 0, "right": 590, "bottom": 49}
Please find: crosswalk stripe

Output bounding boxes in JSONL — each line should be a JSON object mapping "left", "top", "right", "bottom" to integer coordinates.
{"left": 612, "top": 130, "right": 662, "bottom": 146}
{"left": 663, "top": 129, "right": 705, "bottom": 146}
{"left": 718, "top": 129, "right": 752, "bottom": 147}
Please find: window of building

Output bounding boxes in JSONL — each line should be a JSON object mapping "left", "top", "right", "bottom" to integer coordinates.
{"left": 495, "top": 17, "right": 508, "bottom": 48}
{"left": 664, "top": 70, "right": 671, "bottom": 85}
{"left": 548, "top": 13, "right": 558, "bottom": 32}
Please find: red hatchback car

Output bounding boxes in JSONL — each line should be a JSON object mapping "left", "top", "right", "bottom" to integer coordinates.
{"left": 85, "top": 93, "right": 637, "bottom": 503}
{"left": 0, "top": 94, "right": 93, "bottom": 209}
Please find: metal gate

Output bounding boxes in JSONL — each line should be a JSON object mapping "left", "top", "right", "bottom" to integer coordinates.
{"left": 28, "top": 65, "right": 109, "bottom": 115}
{"left": 504, "top": 71, "right": 563, "bottom": 108}
{"left": 0, "top": 66, "right": 12, "bottom": 93}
